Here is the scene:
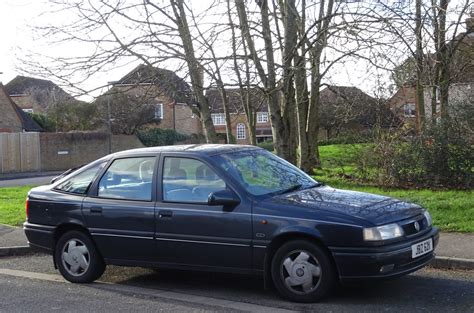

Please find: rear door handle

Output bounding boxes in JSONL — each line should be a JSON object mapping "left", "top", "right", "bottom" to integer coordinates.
{"left": 90, "top": 207, "right": 103, "bottom": 214}
{"left": 158, "top": 210, "right": 173, "bottom": 218}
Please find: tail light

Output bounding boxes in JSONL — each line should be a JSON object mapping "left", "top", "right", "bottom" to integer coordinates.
{"left": 25, "top": 198, "right": 29, "bottom": 220}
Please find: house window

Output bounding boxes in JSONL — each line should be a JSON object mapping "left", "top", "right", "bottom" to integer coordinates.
{"left": 236, "top": 123, "right": 246, "bottom": 139}
{"left": 154, "top": 103, "right": 163, "bottom": 120}
{"left": 435, "top": 86, "right": 441, "bottom": 103}
{"left": 256, "top": 112, "right": 269, "bottom": 123}
{"left": 211, "top": 113, "right": 226, "bottom": 125}
{"left": 403, "top": 103, "right": 416, "bottom": 117}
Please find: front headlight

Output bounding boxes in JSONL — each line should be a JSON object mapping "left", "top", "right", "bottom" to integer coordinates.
{"left": 363, "top": 223, "right": 404, "bottom": 241}
{"left": 423, "top": 210, "right": 433, "bottom": 227}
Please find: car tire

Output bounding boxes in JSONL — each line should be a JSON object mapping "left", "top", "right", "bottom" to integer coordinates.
{"left": 55, "top": 230, "right": 105, "bottom": 283}
{"left": 271, "top": 240, "right": 336, "bottom": 302}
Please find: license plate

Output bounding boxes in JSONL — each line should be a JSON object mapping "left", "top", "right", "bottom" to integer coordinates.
{"left": 411, "top": 238, "right": 433, "bottom": 258}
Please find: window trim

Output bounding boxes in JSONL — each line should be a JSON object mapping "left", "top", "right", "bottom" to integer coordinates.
{"left": 236, "top": 123, "right": 246, "bottom": 140}
{"left": 211, "top": 113, "right": 226, "bottom": 126}
{"left": 403, "top": 102, "right": 416, "bottom": 118}
{"left": 160, "top": 156, "right": 229, "bottom": 205}
{"left": 154, "top": 103, "right": 164, "bottom": 120}
{"left": 256, "top": 111, "right": 269, "bottom": 124}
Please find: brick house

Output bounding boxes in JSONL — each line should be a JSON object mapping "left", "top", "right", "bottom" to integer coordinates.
{"left": 388, "top": 13, "right": 474, "bottom": 129}
{"left": 108, "top": 65, "right": 201, "bottom": 136}
{"left": 5, "top": 75, "right": 74, "bottom": 114}
{"left": 205, "top": 88, "right": 272, "bottom": 144}
{"left": 0, "top": 83, "right": 42, "bottom": 132}
{"left": 319, "top": 86, "right": 400, "bottom": 140}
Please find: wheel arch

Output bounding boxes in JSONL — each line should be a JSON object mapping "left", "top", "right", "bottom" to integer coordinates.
{"left": 52, "top": 222, "right": 93, "bottom": 269}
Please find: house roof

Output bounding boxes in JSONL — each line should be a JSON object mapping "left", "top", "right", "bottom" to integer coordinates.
{"left": 5, "top": 75, "right": 71, "bottom": 97}
{"left": 115, "top": 64, "right": 192, "bottom": 104}
{"left": 205, "top": 88, "right": 268, "bottom": 114}
{"left": 0, "top": 83, "right": 42, "bottom": 132}
{"left": 5, "top": 75, "right": 74, "bottom": 110}
{"left": 320, "top": 85, "right": 400, "bottom": 128}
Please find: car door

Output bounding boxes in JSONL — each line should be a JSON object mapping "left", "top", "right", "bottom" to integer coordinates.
{"left": 155, "top": 154, "right": 252, "bottom": 272}
{"left": 82, "top": 155, "right": 157, "bottom": 262}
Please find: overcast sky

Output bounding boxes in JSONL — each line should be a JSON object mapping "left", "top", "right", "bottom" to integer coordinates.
{"left": 0, "top": 0, "right": 470, "bottom": 101}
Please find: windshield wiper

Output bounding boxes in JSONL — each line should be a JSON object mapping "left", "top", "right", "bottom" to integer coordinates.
{"left": 277, "top": 184, "right": 302, "bottom": 195}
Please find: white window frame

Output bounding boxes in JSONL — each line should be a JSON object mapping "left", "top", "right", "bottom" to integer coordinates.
{"left": 211, "top": 113, "right": 226, "bottom": 125}
{"left": 236, "top": 123, "right": 246, "bottom": 140}
{"left": 256, "top": 112, "right": 269, "bottom": 123}
{"left": 403, "top": 103, "right": 416, "bottom": 117}
{"left": 154, "top": 103, "right": 163, "bottom": 120}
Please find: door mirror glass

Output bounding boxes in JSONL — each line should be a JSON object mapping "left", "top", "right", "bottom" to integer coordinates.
{"left": 208, "top": 189, "right": 240, "bottom": 208}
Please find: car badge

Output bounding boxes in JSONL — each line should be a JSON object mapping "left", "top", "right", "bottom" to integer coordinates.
{"left": 414, "top": 221, "right": 420, "bottom": 232}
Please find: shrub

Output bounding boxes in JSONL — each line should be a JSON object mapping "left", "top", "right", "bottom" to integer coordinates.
{"left": 257, "top": 140, "right": 274, "bottom": 151}
{"left": 355, "top": 123, "right": 473, "bottom": 189}
{"left": 136, "top": 128, "right": 189, "bottom": 147}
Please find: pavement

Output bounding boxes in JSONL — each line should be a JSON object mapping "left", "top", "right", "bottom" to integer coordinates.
{"left": 0, "top": 223, "right": 472, "bottom": 270}
{"left": 0, "top": 171, "right": 60, "bottom": 187}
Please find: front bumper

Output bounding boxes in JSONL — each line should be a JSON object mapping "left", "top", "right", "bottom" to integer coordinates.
{"left": 331, "top": 227, "right": 439, "bottom": 284}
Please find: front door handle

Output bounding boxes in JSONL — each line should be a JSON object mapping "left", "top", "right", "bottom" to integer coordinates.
{"left": 158, "top": 210, "right": 173, "bottom": 218}
{"left": 90, "top": 207, "right": 103, "bottom": 214}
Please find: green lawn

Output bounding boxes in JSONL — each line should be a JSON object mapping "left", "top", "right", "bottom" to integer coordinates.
{"left": 0, "top": 143, "right": 472, "bottom": 232}
{"left": 0, "top": 186, "right": 31, "bottom": 226}
{"left": 316, "top": 144, "right": 474, "bottom": 232}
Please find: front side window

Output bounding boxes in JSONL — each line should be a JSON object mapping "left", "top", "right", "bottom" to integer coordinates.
{"left": 213, "top": 149, "right": 317, "bottom": 196}
{"left": 55, "top": 162, "right": 106, "bottom": 195}
{"left": 163, "top": 157, "right": 226, "bottom": 203}
{"left": 98, "top": 157, "right": 156, "bottom": 201}
{"left": 236, "top": 123, "right": 246, "bottom": 139}
{"left": 211, "top": 113, "right": 226, "bottom": 125}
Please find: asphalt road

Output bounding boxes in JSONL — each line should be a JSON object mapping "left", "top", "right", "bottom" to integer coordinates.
{"left": 0, "top": 254, "right": 473, "bottom": 312}
{"left": 0, "top": 176, "right": 56, "bottom": 188}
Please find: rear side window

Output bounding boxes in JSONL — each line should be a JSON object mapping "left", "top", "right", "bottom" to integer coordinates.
{"left": 55, "top": 162, "right": 106, "bottom": 195}
{"left": 98, "top": 157, "right": 156, "bottom": 201}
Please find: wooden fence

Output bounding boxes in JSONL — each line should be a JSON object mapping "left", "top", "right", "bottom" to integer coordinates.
{"left": 0, "top": 133, "right": 41, "bottom": 174}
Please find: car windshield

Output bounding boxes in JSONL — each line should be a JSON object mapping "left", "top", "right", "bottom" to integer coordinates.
{"left": 212, "top": 149, "right": 319, "bottom": 196}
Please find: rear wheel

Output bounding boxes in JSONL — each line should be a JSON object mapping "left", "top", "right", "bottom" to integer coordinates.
{"left": 271, "top": 240, "right": 336, "bottom": 302}
{"left": 55, "top": 230, "right": 105, "bottom": 283}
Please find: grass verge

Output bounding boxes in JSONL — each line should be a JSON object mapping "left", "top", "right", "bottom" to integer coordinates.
{"left": 0, "top": 186, "right": 31, "bottom": 226}
{"left": 317, "top": 144, "right": 474, "bottom": 232}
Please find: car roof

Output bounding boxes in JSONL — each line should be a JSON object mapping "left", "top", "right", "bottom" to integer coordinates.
{"left": 111, "top": 144, "right": 262, "bottom": 158}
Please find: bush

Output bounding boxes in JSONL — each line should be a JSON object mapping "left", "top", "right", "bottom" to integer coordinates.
{"left": 257, "top": 140, "right": 274, "bottom": 151}
{"left": 136, "top": 128, "right": 189, "bottom": 147}
{"left": 355, "top": 123, "right": 473, "bottom": 189}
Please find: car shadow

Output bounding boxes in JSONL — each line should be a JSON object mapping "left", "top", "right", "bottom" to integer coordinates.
{"left": 101, "top": 266, "right": 474, "bottom": 312}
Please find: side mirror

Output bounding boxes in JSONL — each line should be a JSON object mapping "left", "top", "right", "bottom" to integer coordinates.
{"left": 208, "top": 189, "right": 240, "bottom": 208}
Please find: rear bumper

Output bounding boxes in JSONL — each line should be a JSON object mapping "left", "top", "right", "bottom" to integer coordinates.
{"left": 331, "top": 227, "right": 439, "bottom": 284}
{"left": 23, "top": 222, "right": 55, "bottom": 254}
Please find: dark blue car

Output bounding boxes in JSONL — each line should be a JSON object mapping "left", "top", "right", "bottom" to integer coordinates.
{"left": 24, "top": 144, "right": 438, "bottom": 302}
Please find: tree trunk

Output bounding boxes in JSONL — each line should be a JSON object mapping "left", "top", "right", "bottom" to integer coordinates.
{"left": 235, "top": 0, "right": 288, "bottom": 158}
{"left": 415, "top": 0, "right": 426, "bottom": 131}
{"left": 170, "top": 0, "right": 217, "bottom": 143}
{"left": 227, "top": 0, "right": 255, "bottom": 145}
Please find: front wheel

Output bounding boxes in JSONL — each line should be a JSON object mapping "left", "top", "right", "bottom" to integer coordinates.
{"left": 271, "top": 240, "right": 336, "bottom": 302}
{"left": 55, "top": 230, "right": 105, "bottom": 283}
